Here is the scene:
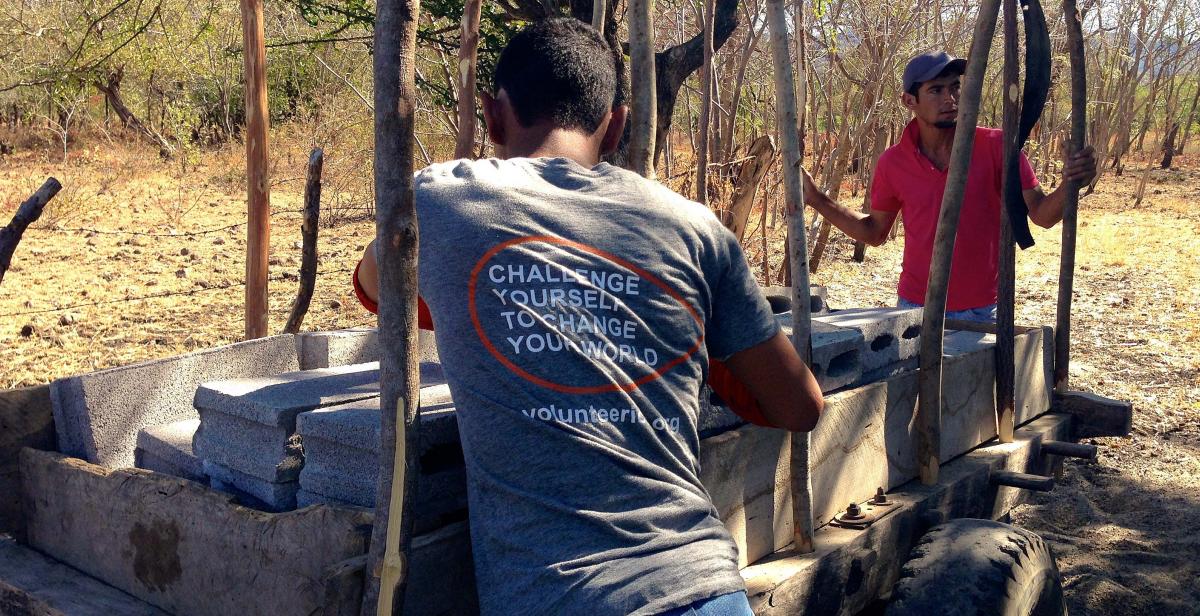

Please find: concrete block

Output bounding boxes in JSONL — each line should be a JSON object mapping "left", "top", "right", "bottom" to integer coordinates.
{"left": 21, "top": 449, "right": 371, "bottom": 616}
{"left": 193, "top": 411, "right": 304, "bottom": 482}
{"left": 697, "top": 389, "right": 743, "bottom": 439}
{"left": 776, "top": 314, "right": 863, "bottom": 392}
{"left": 50, "top": 335, "right": 300, "bottom": 469}
{"left": 0, "top": 536, "right": 170, "bottom": 616}
{"left": 193, "top": 362, "right": 384, "bottom": 429}
{"left": 759, "top": 285, "right": 830, "bottom": 315}
{"left": 203, "top": 460, "right": 297, "bottom": 512}
{"left": 297, "top": 394, "right": 466, "bottom": 531}
{"left": 815, "top": 307, "right": 923, "bottom": 373}
{"left": 135, "top": 419, "right": 205, "bottom": 484}
{"left": 297, "top": 328, "right": 439, "bottom": 370}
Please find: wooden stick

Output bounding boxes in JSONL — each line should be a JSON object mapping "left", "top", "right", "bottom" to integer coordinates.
{"left": 997, "top": 0, "right": 1020, "bottom": 444}
{"left": 766, "top": 0, "right": 814, "bottom": 555}
{"left": 1056, "top": 0, "right": 1087, "bottom": 394}
{"left": 1040, "top": 440, "right": 1098, "bottom": 460}
{"left": 0, "top": 178, "right": 62, "bottom": 287}
{"left": 915, "top": 0, "right": 1001, "bottom": 486}
{"left": 363, "top": 0, "right": 421, "bottom": 612}
{"left": 696, "top": 0, "right": 716, "bottom": 204}
{"left": 283, "top": 149, "right": 323, "bottom": 335}
{"left": 453, "top": 0, "right": 483, "bottom": 160}
{"left": 592, "top": 0, "right": 606, "bottom": 35}
{"left": 628, "top": 0, "right": 656, "bottom": 178}
{"left": 991, "top": 470, "right": 1054, "bottom": 492}
{"left": 239, "top": 0, "right": 271, "bottom": 340}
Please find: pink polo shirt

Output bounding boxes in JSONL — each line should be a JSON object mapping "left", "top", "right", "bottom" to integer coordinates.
{"left": 871, "top": 119, "right": 1038, "bottom": 311}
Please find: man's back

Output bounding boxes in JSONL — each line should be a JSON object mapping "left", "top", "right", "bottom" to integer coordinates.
{"left": 414, "top": 157, "right": 779, "bottom": 615}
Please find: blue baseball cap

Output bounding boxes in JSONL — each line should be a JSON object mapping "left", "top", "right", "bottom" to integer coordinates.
{"left": 902, "top": 52, "right": 967, "bottom": 93}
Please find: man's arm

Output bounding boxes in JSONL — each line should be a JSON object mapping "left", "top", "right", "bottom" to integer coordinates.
{"left": 721, "top": 332, "right": 824, "bottom": 432}
{"left": 357, "top": 239, "right": 380, "bottom": 304}
{"left": 798, "top": 166, "right": 899, "bottom": 247}
{"left": 1024, "top": 145, "right": 1098, "bottom": 228}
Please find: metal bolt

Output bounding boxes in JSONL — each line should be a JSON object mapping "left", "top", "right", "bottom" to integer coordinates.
{"left": 845, "top": 502, "right": 864, "bottom": 519}
{"left": 872, "top": 487, "right": 888, "bottom": 505}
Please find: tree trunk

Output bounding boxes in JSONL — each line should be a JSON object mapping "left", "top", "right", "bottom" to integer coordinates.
{"left": 696, "top": 0, "right": 716, "bottom": 202}
{"left": 93, "top": 69, "right": 174, "bottom": 156}
{"left": 1160, "top": 122, "right": 1179, "bottom": 169}
{"left": 453, "top": 0, "right": 484, "bottom": 159}
{"left": 628, "top": 0, "right": 657, "bottom": 177}
{"left": 363, "top": 0, "right": 422, "bottom": 610}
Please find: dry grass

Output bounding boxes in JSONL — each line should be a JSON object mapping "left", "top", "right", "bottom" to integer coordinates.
{"left": 1, "top": 135, "right": 1198, "bottom": 613}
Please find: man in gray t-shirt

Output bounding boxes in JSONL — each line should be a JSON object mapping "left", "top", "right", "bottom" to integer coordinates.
{"left": 357, "top": 18, "right": 824, "bottom": 616}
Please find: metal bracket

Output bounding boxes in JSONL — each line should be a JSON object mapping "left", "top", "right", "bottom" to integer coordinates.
{"left": 830, "top": 488, "right": 898, "bottom": 530}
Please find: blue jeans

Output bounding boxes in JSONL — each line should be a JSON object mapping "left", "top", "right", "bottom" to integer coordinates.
{"left": 657, "top": 591, "right": 753, "bottom": 616}
{"left": 897, "top": 297, "right": 997, "bottom": 323}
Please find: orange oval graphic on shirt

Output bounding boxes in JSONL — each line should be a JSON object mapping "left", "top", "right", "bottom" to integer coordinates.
{"left": 467, "top": 235, "right": 704, "bottom": 394}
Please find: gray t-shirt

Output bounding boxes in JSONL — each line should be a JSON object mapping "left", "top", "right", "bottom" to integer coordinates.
{"left": 414, "top": 157, "right": 778, "bottom": 615}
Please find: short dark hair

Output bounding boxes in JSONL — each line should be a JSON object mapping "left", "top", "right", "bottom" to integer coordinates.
{"left": 493, "top": 18, "right": 619, "bottom": 133}
{"left": 906, "top": 64, "right": 965, "bottom": 99}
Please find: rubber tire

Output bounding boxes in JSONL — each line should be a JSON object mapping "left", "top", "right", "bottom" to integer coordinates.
{"left": 886, "top": 518, "right": 1067, "bottom": 616}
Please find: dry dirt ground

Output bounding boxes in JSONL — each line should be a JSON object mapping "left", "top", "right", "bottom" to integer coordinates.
{"left": 2, "top": 138, "right": 1198, "bottom": 614}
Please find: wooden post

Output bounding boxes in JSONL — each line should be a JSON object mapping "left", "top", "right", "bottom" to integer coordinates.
{"left": 997, "top": 0, "right": 1019, "bottom": 443}
{"left": 767, "top": 0, "right": 815, "bottom": 555}
{"left": 628, "top": 0, "right": 656, "bottom": 178}
{"left": 592, "top": 0, "right": 606, "bottom": 33}
{"left": 453, "top": 0, "right": 483, "bottom": 160}
{"left": 0, "top": 178, "right": 61, "bottom": 287}
{"left": 283, "top": 149, "right": 323, "bottom": 335}
{"left": 1056, "top": 0, "right": 1087, "bottom": 394}
{"left": 363, "top": 0, "right": 421, "bottom": 612}
{"left": 239, "top": 0, "right": 270, "bottom": 340}
{"left": 915, "top": 0, "right": 1000, "bottom": 485}
{"left": 696, "top": 0, "right": 716, "bottom": 204}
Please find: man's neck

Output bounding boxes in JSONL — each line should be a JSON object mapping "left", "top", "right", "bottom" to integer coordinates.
{"left": 915, "top": 119, "right": 956, "bottom": 171}
{"left": 503, "top": 126, "right": 602, "bottom": 168}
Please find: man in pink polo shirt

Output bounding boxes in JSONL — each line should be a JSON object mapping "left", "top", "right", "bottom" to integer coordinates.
{"left": 801, "top": 52, "right": 1098, "bottom": 321}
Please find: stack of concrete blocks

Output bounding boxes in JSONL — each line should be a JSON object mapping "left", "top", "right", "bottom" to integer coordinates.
{"left": 134, "top": 419, "right": 206, "bottom": 484}
{"left": 296, "top": 378, "right": 468, "bottom": 533}
{"left": 814, "top": 307, "right": 923, "bottom": 385}
{"left": 51, "top": 335, "right": 301, "bottom": 472}
{"left": 191, "top": 362, "right": 387, "bottom": 511}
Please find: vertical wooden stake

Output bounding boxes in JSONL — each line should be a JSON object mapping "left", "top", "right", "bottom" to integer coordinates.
{"left": 1056, "top": 0, "right": 1087, "bottom": 394}
{"left": 364, "top": 0, "right": 422, "bottom": 612}
{"left": 628, "top": 0, "right": 657, "bottom": 178}
{"left": 282, "top": 149, "right": 323, "bottom": 335}
{"left": 916, "top": 0, "right": 1001, "bottom": 485}
{"left": 767, "top": 0, "right": 814, "bottom": 555}
{"left": 239, "top": 0, "right": 270, "bottom": 340}
{"left": 453, "top": 0, "right": 483, "bottom": 160}
{"left": 997, "top": 0, "right": 1019, "bottom": 443}
{"left": 592, "top": 0, "right": 606, "bottom": 33}
{"left": 696, "top": 0, "right": 716, "bottom": 204}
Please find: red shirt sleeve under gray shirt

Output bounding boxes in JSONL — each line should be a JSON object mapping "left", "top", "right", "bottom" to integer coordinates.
{"left": 413, "top": 157, "right": 779, "bottom": 616}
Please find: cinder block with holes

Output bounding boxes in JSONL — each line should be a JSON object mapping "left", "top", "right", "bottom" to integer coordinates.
{"left": 774, "top": 315, "right": 864, "bottom": 393}
{"left": 759, "top": 285, "right": 830, "bottom": 316}
{"left": 815, "top": 307, "right": 923, "bottom": 373}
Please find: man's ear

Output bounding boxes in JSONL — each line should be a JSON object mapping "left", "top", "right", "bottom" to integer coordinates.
{"left": 901, "top": 92, "right": 918, "bottom": 113}
{"left": 599, "top": 105, "right": 629, "bottom": 156}
{"left": 481, "top": 92, "right": 506, "bottom": 148}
